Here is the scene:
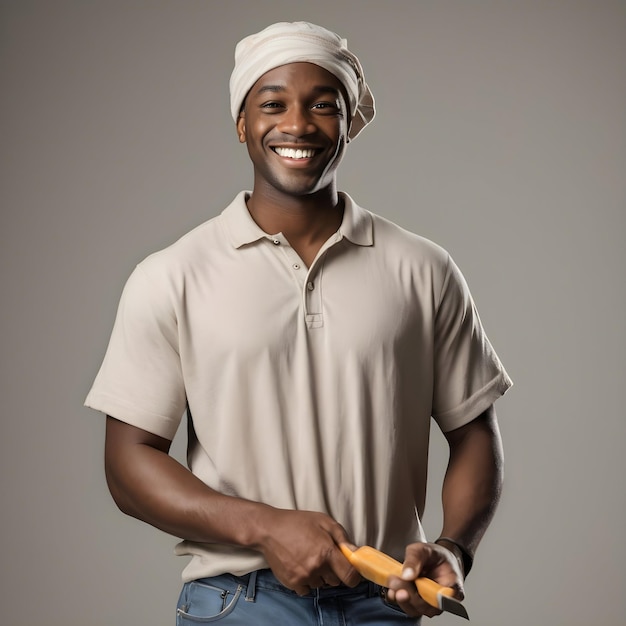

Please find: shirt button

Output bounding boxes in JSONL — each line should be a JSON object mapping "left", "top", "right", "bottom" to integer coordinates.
{"left": 307, "top": 281, "right": 315, "bottom": 291}
{"left": 272, "top": 239, "right": 280, "bottom": 245}
{"left": 292, "top": 263, "right": 300, "bottom": 270}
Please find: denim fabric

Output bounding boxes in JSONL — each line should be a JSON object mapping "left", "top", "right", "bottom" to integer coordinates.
{"left": 176, "top": 569, "right": 420, "bottom": 625}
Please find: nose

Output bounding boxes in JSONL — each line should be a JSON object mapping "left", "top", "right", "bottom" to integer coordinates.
{"left": 276, "top": 105, "right": 316, "bottom": 137}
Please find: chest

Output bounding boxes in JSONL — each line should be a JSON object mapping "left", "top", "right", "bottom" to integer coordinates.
{"left": 176, "top": 240, "right": 436, "bottom": 366}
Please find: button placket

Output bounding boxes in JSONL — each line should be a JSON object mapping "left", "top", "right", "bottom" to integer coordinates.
{"left": 283, "top": 247, "right": 307, "bottom": 287}
{"left": 267, "top": 232, "right": 341, "bottom": 330}
{"left": 268, "top": 234, "right": 308, "bottom": 289}
{"left": 304, "top": 263, "right": 323, "bottom": 328}
{"left": 301, "top": 233, "right": 343, "bottom": 329}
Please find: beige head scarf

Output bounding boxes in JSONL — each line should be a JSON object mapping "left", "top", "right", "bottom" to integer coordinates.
{"left": 229, "top": 21, "right": 375, "bottom": 140}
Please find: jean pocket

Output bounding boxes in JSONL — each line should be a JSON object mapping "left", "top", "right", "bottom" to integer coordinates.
{"left": 177, "top": 580, "right": 243, "bottom": 624}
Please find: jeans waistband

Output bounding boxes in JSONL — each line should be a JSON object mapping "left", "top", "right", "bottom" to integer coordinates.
{"left": 202, "top": 569, "right": 383, "bottom": 603}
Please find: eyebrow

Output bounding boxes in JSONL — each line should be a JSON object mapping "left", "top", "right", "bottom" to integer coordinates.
{"left": 253, "top": 84, "right": 342, "bottom": 98}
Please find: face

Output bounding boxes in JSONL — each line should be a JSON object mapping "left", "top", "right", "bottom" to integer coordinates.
{"left": 237, "top": 62, "right": 351, "bottom": 199}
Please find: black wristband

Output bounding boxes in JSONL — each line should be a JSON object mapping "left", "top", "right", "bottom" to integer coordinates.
{"left": 435, "top": 537, "right": 474, "bottom": 577}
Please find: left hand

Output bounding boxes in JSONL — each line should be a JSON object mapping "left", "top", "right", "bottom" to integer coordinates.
{"left": 385, "top": 541, "right": 465, "bottom": 618}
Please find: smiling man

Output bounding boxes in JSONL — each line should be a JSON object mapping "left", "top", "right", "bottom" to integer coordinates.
{"left": 86, "top": 22, "right": 512, "bottom": 625}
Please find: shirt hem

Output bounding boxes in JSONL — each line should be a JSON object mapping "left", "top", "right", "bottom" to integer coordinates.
{"left": 433, "top": 372, "right": 513, "bottom": 432}
{"left": 84, "top": 391, "right": 181, "bottom": 440}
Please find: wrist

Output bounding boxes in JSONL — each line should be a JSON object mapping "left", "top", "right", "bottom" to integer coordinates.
{"left": 224, "top": 498, "right": 276, "bottom": 551}
{"left": 434, "top": 536, "right": 473, "bottom": 577}
{"left": 233, "top": 501, "right": 278, "bottom": 549}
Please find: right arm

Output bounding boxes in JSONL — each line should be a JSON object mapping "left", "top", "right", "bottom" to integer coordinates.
{"left": 104, "top": 416, "right": 360, "bottom": 594}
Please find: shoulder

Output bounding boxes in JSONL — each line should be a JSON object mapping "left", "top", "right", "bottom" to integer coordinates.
{"left": 135, "top": 195, "right": 244, "bottom": 284}
{"left": 374, "top": 212, "right": 446, "bottom": 251}
{"left": 343, "top": 194, "right": 449, "bottom": 262}
{"left": 361, "top": 205, "right": 451, "bottom": 275}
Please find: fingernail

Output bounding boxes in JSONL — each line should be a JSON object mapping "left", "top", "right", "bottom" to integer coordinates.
{"left": 401, "top": 567, "right": 416, "bottom": 580}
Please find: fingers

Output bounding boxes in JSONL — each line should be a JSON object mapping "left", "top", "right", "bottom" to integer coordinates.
{"left": 386, "top": 576, "right": 443, "bottom": 618}
{"left": 329, "top": 547, "right": 362, "bottom": 587}
{"left": 402, "top": 542, "right": 465, "bottom": 598}
{"left": 293, "top": 583, "right": 312, "bottom": 597}
{"left": 260, "top": 509, "right": 361, "bottom": 593}
{"left": 301, "top": 524, "right": 360, "bottom": 589}
{"left": 288, "top": 553, "right": 351, "bottom": 595}
{"left": 384, "top": 541, "right": 465, "bottom": 618}
{"left": 326, "top": 528, "right": 361, "bottom": 587}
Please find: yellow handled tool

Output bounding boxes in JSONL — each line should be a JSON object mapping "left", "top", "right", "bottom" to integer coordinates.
{"left": 340, "top": 544, "right": 469, "bottom": 620}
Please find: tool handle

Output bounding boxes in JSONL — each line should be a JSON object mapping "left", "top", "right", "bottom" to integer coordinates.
{"left": 340, "top": 544, "right": 455, "bottom": 609}
{"left": 415, "top": 576, "right": 454, "bottom": 608}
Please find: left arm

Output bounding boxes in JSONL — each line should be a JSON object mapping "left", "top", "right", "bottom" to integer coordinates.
{"left": 439, "top": 403, "right": 504, "bottom": 561}
{"left": 386, "top": 404, "right": 504, "bottom": 617}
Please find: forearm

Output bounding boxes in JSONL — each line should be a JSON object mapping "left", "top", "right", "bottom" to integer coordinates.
{"left": 440, "top": 405, "right": 504, "bottom": 562}
{"left": 104, "top": 416, "right": 361, "bottom": 593}
{"left": 104, "top": 416, "right": 272, "bottom": 547}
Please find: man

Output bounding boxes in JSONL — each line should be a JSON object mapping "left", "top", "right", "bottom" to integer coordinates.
{"left": 86, "top": 21, "right": 512, "bottom": 624}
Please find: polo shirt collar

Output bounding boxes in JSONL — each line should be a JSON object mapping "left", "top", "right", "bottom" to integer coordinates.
{"left": 338, "top": 192, "right": 373, "bottom": 247}
{"left": 222, "top": 191, "right": 373, "bottom": 249}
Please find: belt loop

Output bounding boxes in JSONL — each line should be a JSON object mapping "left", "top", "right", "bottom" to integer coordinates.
{"left": 245, "top": 570, "right": 258, "bottom": 602}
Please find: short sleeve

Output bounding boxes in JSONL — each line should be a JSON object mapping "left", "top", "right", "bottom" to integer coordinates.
{"left": 84, "top": 264, "right": 186, "bottom": 439}
{"left": 431, "top": 255, "right": 512, "bottom": 432}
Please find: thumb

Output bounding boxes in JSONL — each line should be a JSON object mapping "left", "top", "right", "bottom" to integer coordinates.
{"left": 400, "top": 542, "right": 432, "bottom": 581}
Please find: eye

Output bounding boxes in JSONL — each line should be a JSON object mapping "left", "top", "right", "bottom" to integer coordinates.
{"left": 260, "top": 101, "right": 285, "bottom": 112}
{"left": 312, "top": 101, "right": 336, "bottom": 109}
{"left": 311, "top": 101, "right": 342, "bottom": 115}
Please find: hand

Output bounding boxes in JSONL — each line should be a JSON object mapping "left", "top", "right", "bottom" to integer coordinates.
{"left": 254, "top": 508, "right": 362, "bottom": 596}
{"left": 385, "top": 542, "right": 465, "bottom": 618}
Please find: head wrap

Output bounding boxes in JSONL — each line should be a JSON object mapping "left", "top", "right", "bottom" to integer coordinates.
{"left": 229, "top": 21, "right": 375, "bottom": 140}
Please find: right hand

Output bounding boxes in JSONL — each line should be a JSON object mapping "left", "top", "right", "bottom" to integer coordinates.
{"left": 254, "top": 508, "right": 361, "bottom": 595}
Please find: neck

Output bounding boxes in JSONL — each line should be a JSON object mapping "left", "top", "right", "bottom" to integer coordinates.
{"left": 246, "top": 183, "right": 343, "bottom": 245}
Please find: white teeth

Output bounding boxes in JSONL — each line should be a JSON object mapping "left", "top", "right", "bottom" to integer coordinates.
{"left": 274, "top": 147, "right": 315, "bottom": 159}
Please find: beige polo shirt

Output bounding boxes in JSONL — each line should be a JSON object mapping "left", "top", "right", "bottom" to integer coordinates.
{"left": 85, "top": 191, "right": 512, "bottom": 582}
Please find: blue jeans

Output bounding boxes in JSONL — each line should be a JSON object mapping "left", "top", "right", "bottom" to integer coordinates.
{"left": 176, "top": 569, "right": 420, "bottom": 624}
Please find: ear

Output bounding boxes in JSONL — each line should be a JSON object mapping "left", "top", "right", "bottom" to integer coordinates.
{"left": 236, "top": 112, "right": 246, "bottom": 143}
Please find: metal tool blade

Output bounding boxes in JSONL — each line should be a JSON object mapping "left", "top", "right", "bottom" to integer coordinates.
{"left": 439, "top": 593, "right": 470, "bottom": 620}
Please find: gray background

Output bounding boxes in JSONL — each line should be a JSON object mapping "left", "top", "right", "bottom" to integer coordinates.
{"left": 1, "top": 1, "right": 624, "bottom": 625}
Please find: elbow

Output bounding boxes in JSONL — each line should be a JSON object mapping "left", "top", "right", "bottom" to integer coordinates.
{"left": 104, "top": 457, "right": 138, "bottom": 518}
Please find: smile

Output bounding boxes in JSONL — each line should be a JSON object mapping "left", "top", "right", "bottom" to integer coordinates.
{"left": 272, "top": 147, "right": 317, "bottom": 159}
